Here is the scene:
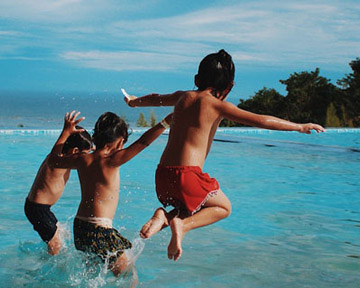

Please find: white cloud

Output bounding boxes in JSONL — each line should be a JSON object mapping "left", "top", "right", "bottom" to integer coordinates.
{"left": 0, "top": 30, "right": 20, "bottom": 36}
{"left": 107, "top": 1, "right": 360, "bottom": 68}
{"left": 1, "top": 0, "right": 360, "bottom": 72}
{"left": 61, "top": 50, "right": 196, "bottom": 72}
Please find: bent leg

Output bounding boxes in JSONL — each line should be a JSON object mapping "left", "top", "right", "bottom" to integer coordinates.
{"left": 184, "top": 189, "right": 232, "bottom": 230}
{"left": 167, "top": 189, "right": 231, "bottom": 261}
{"left": 111, "top": 253, "right": 129, "bottom": 277}
{"left": 47, "top": 223, "right": 62, "bottom": 255}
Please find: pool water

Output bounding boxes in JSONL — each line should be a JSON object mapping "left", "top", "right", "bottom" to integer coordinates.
{"left": 0, "top": 129, "right": 359, "bottom": 287}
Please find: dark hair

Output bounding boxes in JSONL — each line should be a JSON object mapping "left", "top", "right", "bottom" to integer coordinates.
{"left": 62, "top": 126, "right": 92, "bottom": 154}
{"left": 92, "top": 112, "right": 129, "bottom": 149}
{"left": 195, "top": 49, "right": 235, "bottom": 97}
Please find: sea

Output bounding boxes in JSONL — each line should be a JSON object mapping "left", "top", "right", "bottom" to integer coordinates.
{"left": 0, "top": 91, "right": 359, "bottom": 287}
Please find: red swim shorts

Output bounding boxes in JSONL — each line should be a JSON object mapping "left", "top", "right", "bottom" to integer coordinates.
{"left": 155, "top": 165, "right": 219, "bottom": 214}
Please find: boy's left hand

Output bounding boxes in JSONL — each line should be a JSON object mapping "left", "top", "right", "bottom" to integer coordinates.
{"left": 299, "top": 123, "right": 325, "bottom": 134}
{"left": 63, "top": 111, "right": 85, "bottom": 134}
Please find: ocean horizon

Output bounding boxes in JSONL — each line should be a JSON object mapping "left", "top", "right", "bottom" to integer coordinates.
{"left": 0, "top": 90, "right": 173, "bottom": 130}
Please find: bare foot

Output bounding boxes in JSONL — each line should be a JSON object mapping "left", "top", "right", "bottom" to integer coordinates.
{"left": 168, "top": 217, "right": 184, "bottom": 261}
{"left": 140, "top": 208, "right": 168, "bottom": 239}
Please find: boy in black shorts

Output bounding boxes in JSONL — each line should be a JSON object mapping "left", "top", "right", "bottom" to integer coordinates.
{"left": 25, "top": 111, "right": 92, "bottom": 255}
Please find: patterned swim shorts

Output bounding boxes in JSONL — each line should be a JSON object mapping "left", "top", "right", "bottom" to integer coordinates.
{"left": 73, "top": 217, "right": 132, "bottom": 263}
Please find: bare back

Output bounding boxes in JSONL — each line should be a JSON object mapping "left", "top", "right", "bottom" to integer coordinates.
{"left": 160, "top": 91, "right": 222, "bottom": 168}
{"left": 76, "top": 151, "right": 121, "bottom": 219}
{"left": 28, "top": 155, "right": 70, "bottom": 205}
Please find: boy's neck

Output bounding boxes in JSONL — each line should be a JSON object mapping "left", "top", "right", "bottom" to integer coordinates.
{"left": 96, "top": 140, "right": 124, "bottom": 156}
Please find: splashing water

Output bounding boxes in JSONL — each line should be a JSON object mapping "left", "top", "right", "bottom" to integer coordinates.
{"left": 1, "top": 222, "right": 146, "bottom": 288}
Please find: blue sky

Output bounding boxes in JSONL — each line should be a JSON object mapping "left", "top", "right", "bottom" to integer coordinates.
{"left": 0, "top": 0, "right": 359, "bottom": 102}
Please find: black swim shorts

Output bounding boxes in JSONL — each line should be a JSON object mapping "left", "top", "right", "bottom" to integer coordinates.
{"left": 24, "top": 197, "right": 58, "bottom": 242}
{"left": 73, "top": 217, "right": 132, "bottom": 263}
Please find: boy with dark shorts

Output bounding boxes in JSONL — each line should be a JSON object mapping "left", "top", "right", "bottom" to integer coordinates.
{"left": 52, "top": 111, "right": 172, "bottom": 276}
{"left": 25, "top": 111, "right": 91, "bottom": 255}
{"left": 124, "top": 49, "right": 325, "bottom": 261}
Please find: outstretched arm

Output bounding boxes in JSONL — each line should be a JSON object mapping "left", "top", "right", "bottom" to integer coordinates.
{"left": 109, "top": 113, "right": 173, "bottom": 166}
{"left": 219, "top": 102, "right": 325, "bottom": 133}
{"left": 48, "top": 111, "right": 85, "bottom": 167}
{"left": 124, "top": 91, "right": 183, "bottom": 107}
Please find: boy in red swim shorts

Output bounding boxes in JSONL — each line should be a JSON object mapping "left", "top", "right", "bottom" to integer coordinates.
{"left": 125, "top": 49, "right": 325, "bottom": 261}
{"left": 155, "top": 166, "right": 219, "bottom": 215}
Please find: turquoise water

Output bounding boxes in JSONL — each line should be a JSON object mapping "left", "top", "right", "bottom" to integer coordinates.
{"left": 0, "top": 128, "right": 359, "bottom": 287}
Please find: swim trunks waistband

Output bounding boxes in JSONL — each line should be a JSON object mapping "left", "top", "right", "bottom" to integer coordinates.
{"left": 75, "top": 215, "right": 113, "bottom": 229}
{"left": 157, "top": 164, "right": 203, "bottom": 171}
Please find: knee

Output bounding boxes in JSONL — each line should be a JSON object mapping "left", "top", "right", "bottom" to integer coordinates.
{"left": 111, "top": 253, "right": 129, "bottom": 277}
{"left": 218, "top": 201, "right": 231, "bottom": 219}
{"left": 223, "top": 202, "right": 232, "bottom": 218}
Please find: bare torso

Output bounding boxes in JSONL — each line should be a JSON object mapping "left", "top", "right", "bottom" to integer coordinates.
{"left": 27, "top": 155, "right": 70, "bottom": 205}
{"left": 160, "top": 91, "right": 221, "bottom": 168}
{"left": 76, "top": 151, "right": 121, "bottom": 220}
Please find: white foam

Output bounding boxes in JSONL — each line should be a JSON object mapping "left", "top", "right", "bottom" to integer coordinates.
{"left": 1, "top": 128, "right": 360, "bottom": 135}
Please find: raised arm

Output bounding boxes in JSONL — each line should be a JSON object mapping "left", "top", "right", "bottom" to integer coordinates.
{"left": 124, "top": 91, "right": 183, "bottom": 107}
{"left": 219, "top": 101, "right": 325, "bottom": 133}
{"left": 109, "top": 113, "right": 173, "bottom": 166}
{"left": 48, "top": 111, "right": 85, "bottom": 168}
{"left": 50, "top": 111, "right": 85, "bottom": 155}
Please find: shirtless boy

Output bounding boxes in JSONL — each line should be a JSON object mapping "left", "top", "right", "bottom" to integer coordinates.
{"left": 124, "top": 49, "right": 325, "bottom": 261}
{"left": 52, "top": 111, "right": 172, "bottom": 276}
{"left": 25, "top": 111, "right": 91, "bottom": 255}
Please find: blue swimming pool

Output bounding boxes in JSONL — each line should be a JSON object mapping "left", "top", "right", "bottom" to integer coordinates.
{"left": 0, "top": 128, "right": 359, "bottom": 287}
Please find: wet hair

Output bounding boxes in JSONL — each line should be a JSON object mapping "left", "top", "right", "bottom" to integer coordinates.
{"left": 92, "top": 112, "right": 129, "bottom": 149}
{"left": 195, "top": 49, "right": 235, "bottom": 97}
{"left": 62, "top": 126, "right": 93, "bottom": 154}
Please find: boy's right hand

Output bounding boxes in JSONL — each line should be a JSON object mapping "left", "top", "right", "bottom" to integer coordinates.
{"left": 124, "top": 95, "right": 138, "bottom": 107}
{"left": 63, "top": 111, "right": 85, "bottom": 134}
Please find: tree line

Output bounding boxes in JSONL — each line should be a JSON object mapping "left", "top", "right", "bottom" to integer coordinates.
{"left": 221, "top": 58, "right": 360, "bottom": 127}
{"left": 137, "top": 110, "right": 157, "bottom": 127}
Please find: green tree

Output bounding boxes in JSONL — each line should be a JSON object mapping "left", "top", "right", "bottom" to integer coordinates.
{"left": 149, "top": 110, "right": 157, "bottom": 127}
{"left": 137, "top": 112, "right": 148, "bottom": 127}
{"left": 325, "top": 102, "right": 341, "bottom": 127}
{"left": 221, "top": 58, "right": 360, "bottom": 128}
{"left": 280, "top": 68, "right": 339, "bottom": 126}
{"left": 220, "top": 88, "right": 285, "bottom": 127}
{"left": 337, "top": 58, "right": 360, "bottom": 126}
{"left": 238, "top": 88, "right": 285, "bottom": 116}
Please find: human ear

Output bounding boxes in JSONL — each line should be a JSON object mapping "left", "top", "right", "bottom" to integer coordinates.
{"left": 116, "top": 138, "right": 124, "bottom": 149}
{"left": 194, "top": 74, "right": 199, "bottom": 87}
{"left": 72, "top": 147, "right": 79, "bottom": 154}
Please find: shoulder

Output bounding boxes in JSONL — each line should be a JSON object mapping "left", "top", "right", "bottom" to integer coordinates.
{"left": 72, "top": 151, "right": 93, "bottom": 167}
{"left": 198, "top": 92, "right": 225, "bottom": 106}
